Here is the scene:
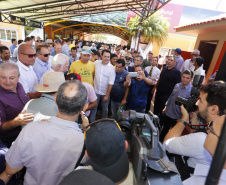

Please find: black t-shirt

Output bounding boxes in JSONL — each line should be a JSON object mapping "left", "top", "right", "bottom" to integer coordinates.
{"left": 157, "top": 67, "right": 181, "bottom": 96}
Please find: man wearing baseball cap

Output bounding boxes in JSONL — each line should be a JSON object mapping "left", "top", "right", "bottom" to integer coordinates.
{"left": 85, "top": 119, "right": 132, "bottom": 184}
{"left": 173, "top": 48, "right": 184, "bottom": 70}
{"left": 68, "top": 46, "right": 95, "bottom": 86}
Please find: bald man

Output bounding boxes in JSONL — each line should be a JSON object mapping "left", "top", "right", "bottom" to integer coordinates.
{"left": 17, "top": 44, "right": 42, "bottom": 99}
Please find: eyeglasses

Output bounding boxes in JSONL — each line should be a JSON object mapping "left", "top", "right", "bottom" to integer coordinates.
{"left": 206, "top": 121, "right": 219, "bottom": 138}
{"left": 39, "top": 53, "right": 50, "bottom": 57}
{"left": 21, "top": 53, "right": 36, "bottom": 58}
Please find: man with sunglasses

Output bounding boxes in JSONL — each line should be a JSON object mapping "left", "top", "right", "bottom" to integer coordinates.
{"left": 180, "top": 49, "right": 200, "bottom": 73}
{"left": 33, "top": 45, "right": 51, "bottom": 84}
{"left": 17, "top": 44, "right": 41, "bottom": 99}
{"left": 163, "top": 81, "right": 226, "bottom": 179}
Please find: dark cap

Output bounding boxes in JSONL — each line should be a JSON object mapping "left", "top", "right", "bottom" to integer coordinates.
{"left": 59, "top": 169, "right": 115, "bottom": 185}
{"left": 85, "top": 119, "right": 129, "bottom": 183}
{"left": 134, "top": 50, "right": 139, "bottom": 53}
{"left": 173, "top": 48, "right": 182, "bottom": 55}
{"left": 66, "top": 73, "right": 81, "bottom": 81}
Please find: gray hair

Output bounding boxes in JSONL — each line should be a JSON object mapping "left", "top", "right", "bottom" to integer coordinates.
{"left": 193, "top": 49, "right": 200, "bottom": 55}
{"left": 51, "top": 53, "right": 69, "bottom": 68}
{"left": 0, "top": 62, "right": 20, "bottom": 76}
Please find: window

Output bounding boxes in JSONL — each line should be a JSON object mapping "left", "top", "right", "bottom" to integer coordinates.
{"left": 0, "top": 28, "right": 18, "bottom": 41}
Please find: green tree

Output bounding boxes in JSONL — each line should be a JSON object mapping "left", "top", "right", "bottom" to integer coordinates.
{"left": 128, "top": 12, "right": 170, "bottom": 46}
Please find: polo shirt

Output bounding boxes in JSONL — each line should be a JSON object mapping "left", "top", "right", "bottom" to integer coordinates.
{"left": 157, "top": 67, "right": 181, "bottom": 96}
{"left": 33, "top": 58, "right": 51, "bottom": 84}
{"left": 94, "top": 60, "right": 115, "bottom": 95}
{"left": 0, "top": 83, "right": 30, "bottom": 140}
{"left": 17, "top": 60, "right": 38, "bottom": 93}
{"left": 165, "top": 83, "right": 192, "bottom": 119}
{"left": 111, "top": 69, "right": 128, "bottom": 103}
{"left": 6, "top": 116, "right": 84, "bottom": 185}
{"left": 175, "top": 55, "right": 184, "bottom": 70}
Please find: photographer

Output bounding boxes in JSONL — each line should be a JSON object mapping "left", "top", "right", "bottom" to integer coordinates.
{"left": 163, "top": 81, "right": 226, "bottom": 179}
{"left": 159, "top": 70, "right": 193, "bottom": 142}
{"left": 126, "top": 65, "right": 154, "bottom": 113}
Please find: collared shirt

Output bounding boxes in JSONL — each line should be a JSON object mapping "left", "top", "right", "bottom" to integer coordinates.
{"left": 163, "top": 132, "right": 212, "bottom": 168}
{"left": 17, "top": 60, "right": 38, "bottom": 93}
{"left": 10, "top": 44, "right": 17, "bottom": 55}
{"left": 145, "top": 66, "right": 161, "bottom": 85}
{"left": 94, "top": 60, "right": 115, "bottom": 95}
{"left": 6, "top": 116, "right": 84, "bottom": 185}
{"left": 183, "top": 164, "right": 226, "bottom": 184}
{"left": 69, "top": 56, "right": 79, "bottom": 66}
{"left": 0, "top": 58, "right": 15, "bottom": 64}
{"left": 111, "top": 69, "right": 129, "bottom": 103}
{"left": 33, "top": 57, "right": 51, "bottom": 84}
{"left": 175, "top": 55, "right": 184, "bottom": 70}
{"left": 165, "top": 82, "right": 192, "bottom": 119}
{"left": 0, "top": 82, "right": 30, "bottom": 140}
{"left": 180, "top": 59, "right": 195, "bottom": 73}
{"left": 23, "top": 94, "right": 58, "bottom": 122}
{"left": 62, "top": 44, "right": 70, "bottom": 56}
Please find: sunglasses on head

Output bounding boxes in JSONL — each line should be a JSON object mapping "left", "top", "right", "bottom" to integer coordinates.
{"left": 40, "top": 53, "right": 50, "bottom": 57}
{"left": 21, "top": 53, "right": 36, "bottom": 58}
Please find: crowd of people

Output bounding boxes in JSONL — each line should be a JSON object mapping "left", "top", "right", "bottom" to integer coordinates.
{"left": 0, "top": 36, "right": 225, "bottom": 185}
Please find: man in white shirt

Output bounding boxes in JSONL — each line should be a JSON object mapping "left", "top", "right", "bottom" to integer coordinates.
{"left": 62, "top": 38, "right": 71, "bottom": 56}
{"left": 145, "top": 56, "right": 161, "bottom": 112}
{"left": 17, "top": 44, "right": 41, "bottom": 99}
{"left": 180, "top": 49, "right": 200, "bottom": 73}
{"left": 184, "top": 114, "right": 226, "bottom": 185}
{"left": 193, "top": 56, "right": 205, "bottom": 77}
{"left": 90, "top": 50, "right": 116, "bottom": 122}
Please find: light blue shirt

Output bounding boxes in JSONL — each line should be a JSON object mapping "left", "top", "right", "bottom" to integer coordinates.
{"left": 175, "top": 55, "right": 184, "bottom": 70}
{"left": 10, "top": 44, "right": 17, "bottom": 55}
{"left": 69, "top": 56, "right": 79, "bottom": 66}
{"left": 33, "top": 58, "right": 51, "bottom": 84}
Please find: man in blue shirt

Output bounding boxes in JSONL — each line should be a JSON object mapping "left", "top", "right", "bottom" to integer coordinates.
{"left": 126, "top": 65, "right": 153, "bottom": 113}
{"left": 111, "top": 59, "right": 129, "bottom": 119}
{"left": 159, "top": 70, "right": 193, "bottom": 142}
{"left": 9, "top": 39, "right": 17, "bottom": 56}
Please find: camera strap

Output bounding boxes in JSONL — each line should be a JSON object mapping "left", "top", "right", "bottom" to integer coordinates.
{"left": 188, "top": 124, "right": 208, "bottom": 130}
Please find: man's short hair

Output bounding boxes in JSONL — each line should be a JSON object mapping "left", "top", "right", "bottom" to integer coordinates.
{"left": 110, "top": 53, "right": 117, "bottom": 59}
{"left": 24, "top": 37, "right": 31, "bottom": 42}
{"left": 11, "top": 39, "right": 16, "bottom": 43}
{"left": 66, "top": 38, "right": 71, "bottom": 43}
{"left": 36, "top": 45, "right": 49, "bottom": 53}
{"left": 182, "top": 69, "right": 193, "bottom": 78}
{"left": 135, "top": 55, "right": 143, "bottom": 61}
{"left": 92, "top": 50, "right": 101, "bottom": 58}
{"left": 0, "top": 62, "right": 20, "bottom": 76}
{"left": 85, "top": 119, "right": 129, "bottom": 183}
{"left": 102, "top": 49, "right": 111, "bottom": 56}
{"left": 56, "top": 80, "right": 87, "bottom": 116}
{"left": 71, "top": 47, "right": 77, "bottom": 52}
{"left": 18, "top": 40, "right": 23, "bottom": 45}
{"left": 30, "top": 36, "right": 35, "bottom": 40}
{"left": 52, "top": 53, "right": 69, "bottom": 68}
{"left": 201, "top": 81, "right": 226, "bottom": 116}
{"left": 0, "top": 46, "right": 9, "bottom": 54}
{"left": 134, "top": 65, "right": 144, "bottom": 70}
{"left": 195, "top": 56, "right": 204, "bottom": 67}
{"left": 116, "top": 59, "right": 125, "bottom": 67}
{"left": 153, "top": 56, "right": 158, "bottom": 62}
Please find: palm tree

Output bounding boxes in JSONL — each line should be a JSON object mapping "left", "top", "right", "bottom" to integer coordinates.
{"left": 128, "top": 12, "right": 170, "bottom": 46}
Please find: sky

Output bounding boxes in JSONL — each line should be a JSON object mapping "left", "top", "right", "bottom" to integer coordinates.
{"left": 171, "top": 0, "right": 226, "bottom": 12}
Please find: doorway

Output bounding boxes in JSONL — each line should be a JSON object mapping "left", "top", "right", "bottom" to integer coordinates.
{"left": 198, "top": 40, "right": 218, "bottom": 73}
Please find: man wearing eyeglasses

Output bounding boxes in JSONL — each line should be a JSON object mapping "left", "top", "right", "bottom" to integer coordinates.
{"left": 17, "top": 44, "right": 41, "bottom": 99}
{"left": 180, "top": 49, "right": 200, "bottom": 73}
{"left": 163, "top": 81, "right": 226, "bottom": 180}
{"left": 33, "top": 45, "right": 51, "bottom": 84}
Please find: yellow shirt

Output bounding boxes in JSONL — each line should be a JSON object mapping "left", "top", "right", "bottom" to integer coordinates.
{"left": 68, "top": 60, "right": 95, "bottom": 86}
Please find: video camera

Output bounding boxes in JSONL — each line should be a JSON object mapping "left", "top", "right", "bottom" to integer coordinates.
{"left": 175, "top": 75, "right": 204, "bottom": 112}
{"left": 117, "top": 110, "right": 182, "bottom": 185}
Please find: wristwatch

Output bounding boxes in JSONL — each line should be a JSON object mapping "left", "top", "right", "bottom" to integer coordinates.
{"left": 179, "top": 119, "right": 189, "bottom": 126}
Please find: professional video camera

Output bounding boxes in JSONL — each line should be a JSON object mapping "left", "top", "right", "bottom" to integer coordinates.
{"left": 117, "top": 110, "right": 182, "bottom": 185}
{"left": 175, "top": 75, "right": 204, "bottom": 112}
